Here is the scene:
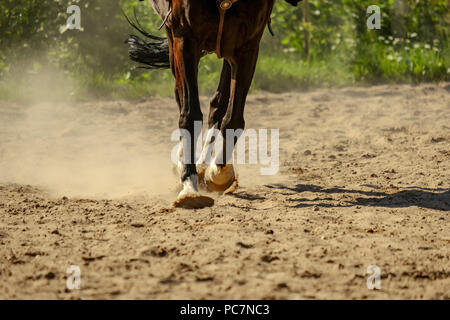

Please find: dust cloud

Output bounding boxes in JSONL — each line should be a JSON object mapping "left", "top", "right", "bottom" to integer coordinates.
{"left": 0, "top": 69, "right": 287, "bottom": 200}
{"left": 0, "top": 73, "right": 177, "bottom": 199}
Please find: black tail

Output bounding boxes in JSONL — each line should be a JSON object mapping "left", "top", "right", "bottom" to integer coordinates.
{"left": 124, "top": 11, "right": 170, "bottom": 69}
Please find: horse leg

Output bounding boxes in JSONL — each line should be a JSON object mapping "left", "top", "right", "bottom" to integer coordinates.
{"left": 204, "top": 42, "right": 260, "bottom": 193}
{"left": 170, "top": 34, "right": 214, "bottom": 209}
{"left": 208, "top": 60, "right": 232, "bottom": 129}
{"left": 196, "top": 61, "right": 231, "bottom": 186}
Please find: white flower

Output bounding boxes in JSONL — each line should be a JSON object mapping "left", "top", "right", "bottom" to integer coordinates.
{"left": 387, "top": 54, "right": 394, "bottom": 61}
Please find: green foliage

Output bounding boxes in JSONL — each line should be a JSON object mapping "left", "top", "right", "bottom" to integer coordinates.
{"left": 0, "top": 0, "right": 448, "bottom": 102}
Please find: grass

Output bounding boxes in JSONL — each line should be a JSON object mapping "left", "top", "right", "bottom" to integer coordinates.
{"left": 0, "top": 42, "right": 448, "bottom": 103}
{"left": 254, "top": 54, "right": 355, "bottom": 91}
{"left": 355, "top": 39, "right": 449, "bottom": 84}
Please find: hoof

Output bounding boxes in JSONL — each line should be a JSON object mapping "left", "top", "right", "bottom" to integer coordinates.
{"left": 205, "top": 164, "right": 238, "bottom": 193}
{"left": 173, "top": 194, "right": 214, "bottom": 209}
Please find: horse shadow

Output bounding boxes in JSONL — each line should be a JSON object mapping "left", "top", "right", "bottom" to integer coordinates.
{"left": 264, "top": 184, "right": 450, "bottom": 211}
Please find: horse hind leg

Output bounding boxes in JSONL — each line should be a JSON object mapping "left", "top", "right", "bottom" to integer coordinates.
{"left": 204, "top": 59, "right": 240, "bottom": 194}
{"left": 196, "top": 60, "right": 238, "bottom": 194}
{"left": 204, "top": 43, "right": 260, "bottom": 194}
{"left": 197, "top": 60, "right": 231, "bottom": 175}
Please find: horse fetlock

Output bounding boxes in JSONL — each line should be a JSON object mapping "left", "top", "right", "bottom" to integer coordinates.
{"left": 179, "top": 174, "right": 199, "bottom": 197}
{"left": 174, "top": 174, "right": 214, "bottom": 209}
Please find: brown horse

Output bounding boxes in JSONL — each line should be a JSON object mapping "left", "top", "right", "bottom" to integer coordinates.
{"left": 126, "top": 0, "right": 301, "bottom": 208}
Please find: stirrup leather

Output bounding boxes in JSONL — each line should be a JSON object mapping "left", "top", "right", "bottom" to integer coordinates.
{"left": 215, "top": 0, "right": 238, "bottom": 58}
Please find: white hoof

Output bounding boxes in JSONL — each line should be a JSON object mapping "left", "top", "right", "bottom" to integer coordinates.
{"left": 173, "top": 175, "right": 214, "bottom": 209}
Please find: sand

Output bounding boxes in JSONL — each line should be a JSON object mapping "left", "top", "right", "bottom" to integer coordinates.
{"left": 0, "top": 82, "right": 449, "bottom": 299}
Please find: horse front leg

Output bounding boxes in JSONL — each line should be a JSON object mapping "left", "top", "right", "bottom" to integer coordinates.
{"left": 171, "top": 35, "right": 214, "bottom": 209}
{"left": 204, "top": 43, "right": 261, "bottom": 193}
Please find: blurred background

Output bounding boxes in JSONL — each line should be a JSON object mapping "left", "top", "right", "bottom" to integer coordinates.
{"left": 0, "top": 0, "right": 448, "bottom": 102}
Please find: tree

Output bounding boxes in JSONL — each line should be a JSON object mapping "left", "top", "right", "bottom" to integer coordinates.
{"left": 392, "top": 0, "right": 409, "bottom": 38}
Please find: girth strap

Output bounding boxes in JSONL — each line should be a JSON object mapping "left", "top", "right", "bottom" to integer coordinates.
{"left": 216, "top": 0, "right": 238, "bottom": 58}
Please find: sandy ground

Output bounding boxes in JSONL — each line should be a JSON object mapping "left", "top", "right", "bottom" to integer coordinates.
{"left": 0, "top": 83, "right": 449, "bottom": 299}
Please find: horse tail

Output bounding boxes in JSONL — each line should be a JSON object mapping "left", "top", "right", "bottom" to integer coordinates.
{"left": 124, "top": 11, "right": 170, "bottom": 69}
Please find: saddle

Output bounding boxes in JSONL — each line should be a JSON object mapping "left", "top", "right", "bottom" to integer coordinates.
{"left": 154, "top": 0, "right": 273, "bottom": 59}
